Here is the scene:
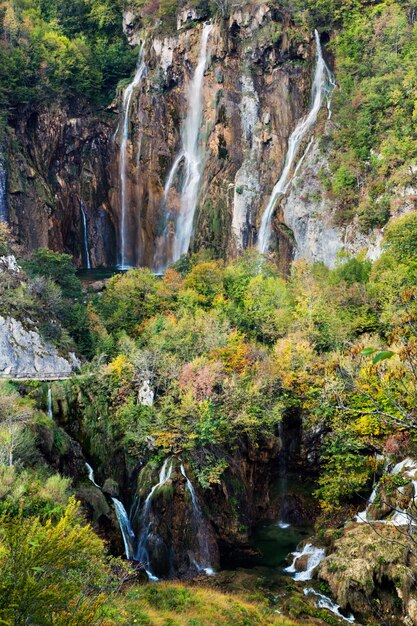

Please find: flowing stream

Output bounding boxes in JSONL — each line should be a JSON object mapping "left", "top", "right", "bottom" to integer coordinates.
{"left": 118, "top": 41, "right": 146, "bottom": 269}
{"left": 304, "top": 588, "right": 355, "bottom": 623}
{"left": 0, "top": 150, "right": 7, "bottom": 223}
{"left": 154, "top": 23, "right": 213, "bottom": 271}
{"left": 257, "top": 30, "right": 335, "bottom": 253}
{"left": 180, "top": 464, "right": 214, "bottom": 575}
{"left": 285, "top": 543, "right": 326, "bottom": 581}
{"left": 80, "top": 200, "right": 91, "bottom": 270}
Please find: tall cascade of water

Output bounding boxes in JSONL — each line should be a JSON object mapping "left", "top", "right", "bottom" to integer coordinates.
{"left": 134, "top": 458, "right": 173, "bottom": 580}
{"left": 277, "top": 421, "right": 290, "bottom": 529}
{"left": 180, "top": 464, "right": 214, "bottom": 575}
{"left": 47, "top": 388, "right": 53, "bottom": 419}
{"left": 80, "top": 200, "right": 91, "bottom": 270}
{"left": 154, "top": 23, "right": 213, "bottom": 271}
{"left": 257, "top": 30, "right": 335, "bottom": 254}
{"left": 118, "top": 41, "right": 146, "bottom": 270}
{"left": 0, "top": 149, "right": 7, "bottom": 223}
{"left": 85, "top": 463, "right": 135, "bottom": 560}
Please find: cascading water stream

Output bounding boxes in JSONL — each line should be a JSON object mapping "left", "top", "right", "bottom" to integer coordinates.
{"left": 118, "top": 41, "right": 146, "bottom": 270}
{"left": 0, "top": 149, "right": 8, "bottom": 223}
{"left": 80, "top": 200, "right": 91, "bottom": 270}
{"left": 257, "top": 30, "right": 335, "bottom": 254}
{"left": 277, "top": 421, "right": 290, "bottom": 529}
{"left": 180, "top": 464, "right": 214, "bottom": 575}
{"left": 112, "top": 497, "right": 135, "bottom": 560}
{"left": 84, "top": 463, "right": 135, "bottom": 560}
{"left": 47, "top": 388, "right": 53, "bottom": 419}
{"left": 304, "top": 589, "right": 355, "bottom": 623}
{"left": 154, "top": 23, "right": 213, "bottom": 271}
{"left": 134, "top": 458, "right": 173, "bottom": 580}
{"left": 285, "top": 543, "right": 326, "bottom": 581}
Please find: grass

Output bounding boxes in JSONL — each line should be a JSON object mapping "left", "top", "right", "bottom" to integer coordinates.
{"left": 104, "top": 582, "right": 303, "bottom": 625}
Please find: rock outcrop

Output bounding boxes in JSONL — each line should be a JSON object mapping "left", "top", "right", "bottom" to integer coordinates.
{"left": 0, "top": 315, "right": 78, "bottom": 378}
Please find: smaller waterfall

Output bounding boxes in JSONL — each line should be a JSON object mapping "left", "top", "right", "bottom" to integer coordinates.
{"left": 355, "top": 458, "right": 417, "bottom": 526}
{"left": 85, "top": 463, "right": 135, "bottom": 561}
{"left": 304, "top": 588, "right": 355, "bottom": 623}
{"left": 80, "top": 200, "right": 91, "bottom": 270}
{"left": 277, "top": 421, "right": 290, "bottom": 529}
{"left": 85, "top": 462, "right": 101, "bottom": 489}
{"left": 134, "top": 458, "right": 173, "bottom": 580}
{"left": 118, "top": 41, "right": 146, "bottom": 270}
{"left": 112, "top": 497, "right": 135, "bottom": 560}
{"left": 180, "top": 464, "right": 214, "bottom": 575}
{"left": 257, "top": 30, "right": 335, "bottom": 254}
{"left": 47, "top": 388, "right": 53, "bottom": 419}
{"left": 0, "top": 150, "right": 8, "bottom": 223}
{"left": 285, "top": 543, "right": 326, "bottom": 581}
{"left": 155, "top": 23, "right": 213, "bottom": 271}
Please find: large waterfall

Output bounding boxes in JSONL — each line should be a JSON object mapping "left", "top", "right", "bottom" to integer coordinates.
{"left": 118, "top": 41, "right": 146, "bottom": 269}
{"left": 0, "top": 149, "right": 8, "bottom": 223}
{"left": 257, "top": 30, "right": 335, "bottom": 254}
{"left": 154, "top": 23, "right": 213, "bottom": 272}
{"left": 80, "top": 200, "right": 92, "bottom": 269}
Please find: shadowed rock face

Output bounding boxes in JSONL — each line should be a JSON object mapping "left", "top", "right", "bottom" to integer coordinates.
{"left": 6, "top": 100, "right": 117, "bottom": 267}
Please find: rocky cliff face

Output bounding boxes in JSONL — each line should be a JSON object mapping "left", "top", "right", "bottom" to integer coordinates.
{"left": 6, "top": 100, "right": 116, "bottom": 267}
{"left": 0, "top": 314, "right": 78, "bottom": 378}
{"left": 5, "top": 1, "right": 410, "bottom": 270}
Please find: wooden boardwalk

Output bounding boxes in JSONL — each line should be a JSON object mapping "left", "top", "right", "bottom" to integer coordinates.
{"left": 0, "top": 372, "right": 73, "bottom": 381}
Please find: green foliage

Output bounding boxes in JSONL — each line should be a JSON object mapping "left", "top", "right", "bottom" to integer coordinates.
{"left": 0, "top": 498, "right": 114, "bottom": 625}
{"left": 0, "top": 0, "right": 136, "bottom": 109}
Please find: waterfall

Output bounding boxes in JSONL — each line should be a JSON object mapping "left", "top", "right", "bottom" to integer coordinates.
{"left": 134, "top": 458, "right": 173, "bottom": 580}
{"left": 180, "top": 464, "right": 214, "bottom": 575}
{"left": 47, "top": 388, "right": 53, "bottom": 419}
{"left": 118, "top": 41, "right": 146, "bottom": 270}
{"left": 277, "top": 420, "right": 290, "bottom": 529}
{"left": 80, "top": 200, "right": 91, "bottom": 270}
{"left": 355, "top": 458, "right": 417, "bottom": 526}
{"left": 304, "top": 589, "right": 355, "bottom": 623}
{"left": 257, "top": 30, "right": 335, "bottom": 254}
{"left": 154, "top": 23, "right": 213, "bottom": 271}
{"left": 285, "top": 543, "right": 326, "bottom": 581}
{"left": 112, "top": 497, "right": 136, "bottom": 560}
{"left": 84, "top": 463, "right": 135, "bottom": 561}
{"left": 0, "top": 149, "right": 7, "bottom": 223}
{"left": 85, "top": 462, "right": 101, "bottom": 489}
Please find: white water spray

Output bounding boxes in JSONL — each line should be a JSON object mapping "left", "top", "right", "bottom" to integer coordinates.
{"left": 119, "top": 42, "right": 146, "bottom": 269}
{"left": 156, "top": 23, "right": 213, "bottom": 270}
{"left": 80, "top": 200, "right": 91, "bottom": 270}
{"left": 285, "top": 543, "right": 326, "bottom": 581}
{"left": 257, "top": 30, "right": 335, "bottom": 253}
{"left": 180, "top": 464, "right": 214, "bottom": 575}
{"left": 304, "top": 588, "right": 355, "bottom": 623}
